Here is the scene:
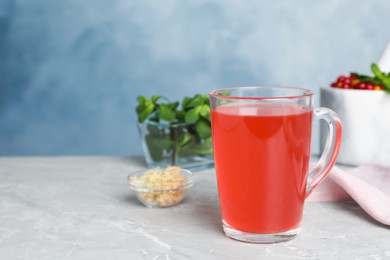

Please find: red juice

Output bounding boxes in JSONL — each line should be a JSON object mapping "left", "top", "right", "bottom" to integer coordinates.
{"left": 211, "top": 103, "right": 313, "bottom": 233}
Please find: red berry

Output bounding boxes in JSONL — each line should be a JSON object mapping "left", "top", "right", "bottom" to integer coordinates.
{"left": 351, "top": 80, "right": 360, "bottom": 88}
{"left": 344, "top": 78, "right": 351, "bottom": 85}
{"left": 342, "top": 83, "right": 351, "bottom": 89}
{"left": 357, "top": 82, "right": 366, "bottom": 90}
{"left": 331, "top": 82, "right": 337, "bottom": 87}
{"left": 337, "top": 76, "right": 346, "bottom": 83}
{"left": 374, "top": 85, "right": 381, "bottom": 90}
{"left": 366, "top": 84, "right": 374, "bottom": 90}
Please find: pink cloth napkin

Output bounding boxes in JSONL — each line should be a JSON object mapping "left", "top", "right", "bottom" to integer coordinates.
{"left": 308, "top": 164, "right": 390, "bottom": 226}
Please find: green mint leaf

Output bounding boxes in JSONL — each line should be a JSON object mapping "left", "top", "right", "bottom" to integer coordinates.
{"left": 384, "top": 83, "right": 390, "bottom": 92}
{"left": 372, "top": 63, "right": 390, "bottom": 91}
{"left": 158, "top": 104, "right": 176, "bottom": 122}
{"left": 371, "top": 63, "right": 383, "bottom": 79}
{"left": 361, "top": 77, "right": 382, "bottom": 85}
{"left": 350, "top": 72, "right": 366, "bottom": 79}
{"left": 145, "top": 135, "right": 173, "bottom": 162}
{"left": 199, "top": 104, "right": 210, "bottom": 119}
{"left": 178, "top": 137, "right": 213, "bottom": 156}
{"left": 185, "top": 106, "right": 201, "bottom": 123}
{"left": 151, "top": 95, "right": 170, "bottom": 103}
{"left": 167, "top": 101, "right": 179, "bottom": 111}
{"left": 192, "top": 137, "right": 213, "bottom": 155}
{"left": 137, "top": 96, "right": 147, "bottom": 103}
{"left": 136, "top": 96, "right": 149, "bottom": 113}
{"left": 182, "top": 97, "right": 191, "bottom": 110}
{"left": 175, "top": 111, "right": 185, "bottom": 122}
{"left": 138, "top": 102, "right": 155, "bottom": 123}
{"left": 151, "top": 95, "right": 162, "bottom": 103}
{"left": 186, "top": 95, "right": 204, "bottom": 108}
{"left": 196, "top": 119, "right": 212, "bottom": 138}
{"left": 178, "top": 132, "right": 193, "bottom": 147}
{"left": 203, "top": 95, "right": 210, "bottom": 106}
{"left": 136, "top": 103, "right": 145, "bottom": 114}
{"left": 136, "top": 96, "right": 157, "bottom": 122}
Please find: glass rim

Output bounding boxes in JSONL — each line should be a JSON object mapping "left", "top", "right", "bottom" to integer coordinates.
{"left": 141, "top": 118, "right": 195, "bottom": 127}
{"left": 209, "top": 86, "right": 314, "bottom": 100}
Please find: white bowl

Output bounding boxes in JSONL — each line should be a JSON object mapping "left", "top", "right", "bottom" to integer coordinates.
{"left": 320, "top": 87, "right": 390, "bottom": 166}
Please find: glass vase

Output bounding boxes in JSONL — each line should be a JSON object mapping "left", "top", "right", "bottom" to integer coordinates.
{"left": 137, "top": 119, "right": 214, "bottom": 171}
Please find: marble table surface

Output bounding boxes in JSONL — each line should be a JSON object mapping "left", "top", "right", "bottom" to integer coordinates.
{"left": 0, "top": 156, "right": 389, "bottom": 260}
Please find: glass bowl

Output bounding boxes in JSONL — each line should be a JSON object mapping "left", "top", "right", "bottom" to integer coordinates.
{"left": 128, "top": 167, "right": 194, "bottom": 208}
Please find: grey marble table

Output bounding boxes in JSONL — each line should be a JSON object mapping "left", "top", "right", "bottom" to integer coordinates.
{"left": 0, "top": 156, "right": 389, "bottom": 260}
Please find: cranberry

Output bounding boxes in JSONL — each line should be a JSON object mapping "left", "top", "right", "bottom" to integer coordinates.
{"left": 357, "top": 82, "right": 366, "bottom": 90}
{"left": 375, "top": 85, "right": 385, "bottom": 90}
{"left": 337, "top": 76, "right": 346, "bottom": 83}
{"left": 351, "top": 79, "right": 360, "bottom": 88}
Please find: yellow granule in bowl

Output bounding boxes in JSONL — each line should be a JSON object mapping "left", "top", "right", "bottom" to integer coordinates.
{"left": 129, "top": 166, "right": 192, "bottom": 207}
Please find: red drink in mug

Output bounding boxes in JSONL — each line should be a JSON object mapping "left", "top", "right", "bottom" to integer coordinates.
{"left": 210, "top": 87, "right": 342, "bottom": 243}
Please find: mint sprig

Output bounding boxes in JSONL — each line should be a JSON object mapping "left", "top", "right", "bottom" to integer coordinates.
{"left": 136, "top": 94, "right": 213, "bottom": 165}
{"left": 371, "top": 64, "right": 390, "bottom": 93}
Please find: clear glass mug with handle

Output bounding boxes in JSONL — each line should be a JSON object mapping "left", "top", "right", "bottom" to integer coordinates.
{"left": 210, "top": 86, "right": 342, "bottom": 243}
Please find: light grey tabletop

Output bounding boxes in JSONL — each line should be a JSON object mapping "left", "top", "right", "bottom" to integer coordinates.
{"left": 0, "top": 156, "right": 389, "bottom": 260}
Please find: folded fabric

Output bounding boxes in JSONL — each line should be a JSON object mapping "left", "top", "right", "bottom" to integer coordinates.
{"left": 308, "top": 164, "right": 390, "bottom": 226}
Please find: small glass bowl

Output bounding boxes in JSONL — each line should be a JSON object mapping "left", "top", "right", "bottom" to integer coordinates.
{"left": 128, "top": 168, "right": 194, "bottom": 208}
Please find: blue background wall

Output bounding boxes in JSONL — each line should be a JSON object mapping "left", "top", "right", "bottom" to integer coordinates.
{"left": 0, "top": 0, "right": 389, "bottom": 156}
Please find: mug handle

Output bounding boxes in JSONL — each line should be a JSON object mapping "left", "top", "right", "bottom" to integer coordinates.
{"left": 306, "top": 107, "right": 342, "bottom": 198}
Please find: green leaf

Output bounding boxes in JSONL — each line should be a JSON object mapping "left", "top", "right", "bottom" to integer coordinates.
{"left": 196, "top": 119, "right": 212, "bottom": 138}
{"left": 145, "top": 135, "right": 173, "bottom": 162}
{"left": 167, "top": 101, "right": 179, "bottom": 111}
{"left": 138, "top": 102, "right": 155, "bottom": 123}
{"left": 158, "top": 105, "right": 176, "bottom": 122}
{"left": 199, "top": 104, "right": 210, "bottom": 119}
{"left": 136, "top": 96, "right": 157, "bottom": 122}
{"left": 192, "top": 137, "right": 213, "bottom": 155}
{"left": 137, "top": 96, "right": 147, "bottom": 103}
{"left": 136, "top": 96, "right": 148, "bottom": 113}
{"left": 371, "top": 63, "right": 390, "bottom": 90}
{"left": 371, "top": 63, "right": 383, "bottom": 79}
{"left": 182, "top": 97, "right": 191, "bottom": 110}
{"left": 178, "top": 137, "right": 213, "bottom": 156}
{"left": 186, "top": 95, "right": 204, "bottom": 108}
{"left": 203, "top": 95, "right": 210, "bottom": 106}
{"left": 350, "top": 72, "right": 380, "bottom": 84}
{"left": 151, "top": 95, "right": 162, "bottom": 103}
{"left": 136, "top": 103, "right": 145, "bottom": 114}
{"left": 178, "top": 132, "right": 193, "bottom": 147}
{"left": 185, "top": 106, "right": 201, "bottom": 123}
{"left": 152, "top": 95, "right": 170, "bottom": 103}
{"left": 175, "top": 111, "right": 185, "bottom": 123}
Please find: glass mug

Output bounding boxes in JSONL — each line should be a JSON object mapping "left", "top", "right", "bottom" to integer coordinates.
{"left": 210, "top": 86, "right": 342, "bottom": 243}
